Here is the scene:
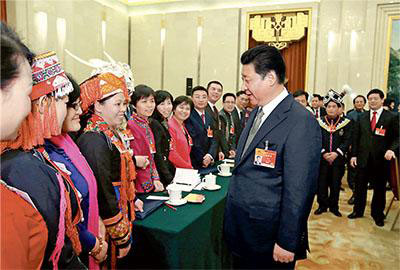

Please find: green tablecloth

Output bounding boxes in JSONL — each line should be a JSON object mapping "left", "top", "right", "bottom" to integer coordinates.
{"left": 121, "top": 175, "right": 232, "bottom": 269}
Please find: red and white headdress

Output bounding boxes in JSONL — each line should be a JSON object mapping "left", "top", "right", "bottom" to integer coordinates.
{"left": 31, "top": 51, "right": 73, "bottom": 100}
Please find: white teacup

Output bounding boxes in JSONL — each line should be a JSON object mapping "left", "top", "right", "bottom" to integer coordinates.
{"left": 203, "top": 173, "right": 216, "bottom": 187}
{"left": 167, "top": 184, "right": 182, "bottom": 203}
{"left": 217, "top": 163, "right": 230, "bottom": 175}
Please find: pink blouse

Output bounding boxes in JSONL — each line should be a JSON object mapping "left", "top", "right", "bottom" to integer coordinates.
{"left": 168, "top": 116, "right": 193, "bottom": 169}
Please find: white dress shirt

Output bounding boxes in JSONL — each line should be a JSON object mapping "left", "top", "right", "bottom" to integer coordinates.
{"left": 258, "top": 88, "right": 289, "bottom": 127}
{"left": 370, "top": 107, "right": 384, "bottom": 123}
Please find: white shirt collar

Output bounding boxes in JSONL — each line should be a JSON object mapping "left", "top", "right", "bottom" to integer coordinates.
{"left": 208, "top": 101, "right": 216, "bottom": 109}
{"left": 370, "top": 107, "right": 384, "bottom": 120}
{"left": 259, "top": 88, "right": 289, "bottom": 122}
{"left": 194, "top": 108, "right": 205, "bottom": 118}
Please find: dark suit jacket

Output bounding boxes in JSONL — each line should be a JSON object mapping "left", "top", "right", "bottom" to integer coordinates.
{"left": 206, "top": 103, "right": 222, "bottom": 153}
{"left": 149, "top": 118, "right": 176, "bottom": 186}
{"left": 232, "top": 107, "right": 243, "bottom": 145}
{"left": 352, "top": 110, "right": 399, "bottom": 168}
{"left": 218, "top": 109, "right": 237, "bottom": 156}
{"left": 224, "top": 94, "right": 322, "bottom": 259}
{"left": 318, "top": 116, "right": 352, "bottom": 166}
{"left": 185, "top": 109, "right": 218, "bottom": 169}
{"left": 312, "top": 107, "right": 327, "bottom": 118}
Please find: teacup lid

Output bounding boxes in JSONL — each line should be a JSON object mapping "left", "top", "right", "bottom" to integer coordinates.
{"left": 167, "top": 183, "right": 182, "bottom": 191}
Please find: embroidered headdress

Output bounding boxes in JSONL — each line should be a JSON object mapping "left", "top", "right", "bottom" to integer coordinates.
{"left": 0, "top": 51, "right": 73, "bottom": 152}
{"left": 65, "top": 49, "right": 134, "bottom": 96}
{"left": 323, "top": 89, "right": 346, "bottom": 107}
{"left": 79, "top": 72, "right": 129, "bottom": 113}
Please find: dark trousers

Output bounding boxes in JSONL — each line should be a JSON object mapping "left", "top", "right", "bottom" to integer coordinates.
{"left": 317, "top": 161, "right": 344, "bottom": 211}
{"left": 353, "top": 158, "right": 389, "bottom": 221}
{"left": 347, "top": 161, "right": 356, "bottom": 191}
{"left": 232, "top": 253, "right": 296, "bottom": 270}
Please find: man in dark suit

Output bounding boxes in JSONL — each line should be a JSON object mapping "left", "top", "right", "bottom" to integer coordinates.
{"left": 219, "top": 93, "right": 238, "bottom": 159}
{"left": 348, "top": 88, "right": 399, "bottom": 227}
{"left": 185, "top": 86, "right": 218, "bottom": 169}
{"left": 205, "top": 80, "right": 224, "bottom": 160}
{"left": 311, "top": 94, "right": 327, "bottom": 119}
{"left": 224, "top": 45, "right": 322, "bottom": 269}
{"left": 346, "top": 94, "right": 366, "bottom": 204}
{"left": 232, "top": 90, "right": 249, "bottom": 144}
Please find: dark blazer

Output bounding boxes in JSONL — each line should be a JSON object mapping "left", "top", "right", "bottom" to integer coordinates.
{"left": 224, "top": 94, "right": 322, "bottom": 259}
{"left": 231, "top": 107, "right": 243, "bottom": 145}
{"left": 218, "top": 109, "right": 237, "bottom": 156}
{"left": 352, "top": 110, "right": 399, "bottom": 168}
{"left": 185, "top": 109, "right": 218, "bottom": 169}
{"left": 149, "top": 118, "right": 176, "bottom": 186}
{"left": 1, "top": 149, "right": 85, "bottom": 269}
{"left": 206, "top": 103, "right": 222, "bottom": 152}
{"left": 312, "top": 107, "right": 327, "bottom": 118}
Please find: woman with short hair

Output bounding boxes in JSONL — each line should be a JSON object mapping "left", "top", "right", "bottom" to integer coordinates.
{"left": 168, "top": 95, "right": 193, "bottom": 169}
{"left": 127, "top": 85, "right": 164, "bottom": 193}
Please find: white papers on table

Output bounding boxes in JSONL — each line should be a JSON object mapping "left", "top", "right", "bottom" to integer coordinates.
{"left": 146, "top": 196, "right": 169, "bottom": 200}
{"left": 172, "top": 168, "right": 202, "bottom": 192}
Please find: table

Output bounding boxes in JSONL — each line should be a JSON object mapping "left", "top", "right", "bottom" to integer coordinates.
{"left": 120, "top": 175, "right": 232, "bottom": 269}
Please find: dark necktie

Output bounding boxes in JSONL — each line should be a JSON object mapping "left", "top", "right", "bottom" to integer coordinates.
{"left": 213, "top": 106, "right": 219, "bottom": 118}
{"left": 201, "top": 113, "right": 205, "bottom": 125}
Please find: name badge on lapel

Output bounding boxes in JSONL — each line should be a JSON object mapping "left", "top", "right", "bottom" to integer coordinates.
{"left": 254, "top": 148, "right": 277, "bottom": 168}
{"left": 207, "top": 126, "right": 213, "bottom": 138}
{"left": 149, "top": 140, "right": 156, "bottom": 154}
{"left": 375, "top": 126, "right": 386, "bottom": 136}
{"left": 230, "top": 126, "right": 235, "bottom": 134}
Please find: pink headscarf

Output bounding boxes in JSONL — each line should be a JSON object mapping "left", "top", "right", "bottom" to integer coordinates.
{"left": 50, "top": 134, "right": 99, "bottom": 270}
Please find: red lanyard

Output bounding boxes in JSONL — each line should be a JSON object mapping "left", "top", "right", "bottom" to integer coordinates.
{"left": 325, "top": 116, "right": 340, "bottom": 152}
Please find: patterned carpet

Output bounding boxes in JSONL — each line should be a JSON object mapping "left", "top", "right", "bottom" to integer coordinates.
{"left": 296, "top": 186, "right": 400, "bottom": 270}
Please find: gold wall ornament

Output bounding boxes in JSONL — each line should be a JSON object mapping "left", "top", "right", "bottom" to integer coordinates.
{"left": 249, "top": 12, "right": 309, "bottom": 50}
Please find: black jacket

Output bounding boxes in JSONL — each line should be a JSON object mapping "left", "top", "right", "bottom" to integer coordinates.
{"left": 318, "top": 116, "right": 352, "bottom": 166}
{"left": 231, "top": 107, "right": 243, "bottom": 145}
{"left": 218, "top": 109, "right": 237, "bottom": 156}
{"left": 1, "top": 149, "right": 85, "bottom": 269}
{"left": 206, "top": 103, "right": 222, "bottom": 152}
{"left": 352, "top": 110, "right": 399, "bottom": 168}
{"left": 149, "top": 118, "right": 176, "bottom": 186}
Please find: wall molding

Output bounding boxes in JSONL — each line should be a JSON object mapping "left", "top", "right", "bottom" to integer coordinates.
{"left": 371, "top": 2, "right": 400, "bottom": 91}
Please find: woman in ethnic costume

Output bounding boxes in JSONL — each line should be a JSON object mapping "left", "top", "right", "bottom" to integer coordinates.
{"left": 0, "top": 23, "right": 48, "bottom": 270}
{"left": 0, "top": 51, "right": 85, "bottom": 269}
{"left": 44, "top": 74, "right": 108, "bottom": 268}
{"left": 127, "top": 84, "right": 164, "bottom": 193}
{"left": 77, "top": 72, "right": 141, "bottom": 268}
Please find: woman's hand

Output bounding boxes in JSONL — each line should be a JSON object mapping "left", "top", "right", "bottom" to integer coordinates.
{"left": 154, "top": 180, "right": 164, "bottom": 192}
{"left": 95, "top": 238, "right": 109, "bottom": 263}
{"left": 135, "top": 155, "right": 150, "bottom": 168}
{"left": 117, "top": 243, "right": 131, "bottom": 259}
{"left": 99, "top": 219, "right": 106, "bottom": 239}
{"left": 134, "top": 199, "right": 144, "bottom": 212}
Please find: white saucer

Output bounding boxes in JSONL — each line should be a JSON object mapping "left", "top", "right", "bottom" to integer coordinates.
{"left": 218, "top": 172, "right": 232, "bottom": 177}
{"left": 165, "top": 198, "right": 187, "bottom": 206}
{"left": 204, "top": 184, "right": 221, "bottom": 191}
